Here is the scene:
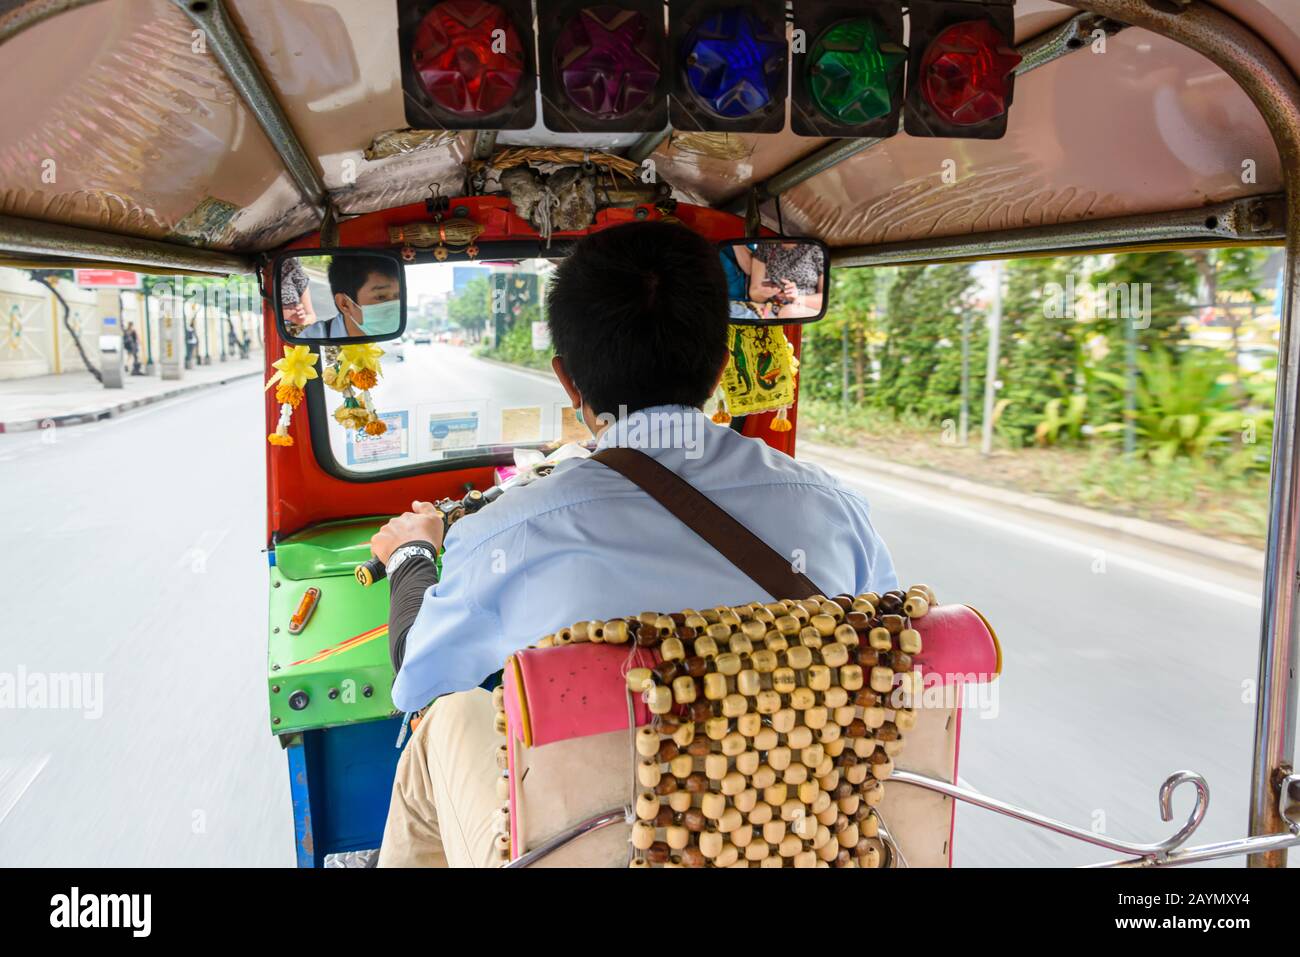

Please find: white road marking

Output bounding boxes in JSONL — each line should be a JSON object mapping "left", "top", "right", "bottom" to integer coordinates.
{"left": 832, "top": 468, "right": 1262, "bottom": 608}
{"left": 0, "top": 754, "right": 51, "bottom": 827}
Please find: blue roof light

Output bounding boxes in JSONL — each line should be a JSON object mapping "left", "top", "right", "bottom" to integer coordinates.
{"left": 683, "top": 7, "right": 785, "bottom": 119}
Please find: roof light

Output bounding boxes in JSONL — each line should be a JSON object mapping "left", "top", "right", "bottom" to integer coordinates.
{"left": 669, "top": 1, "right": 787, "bottom": 132}
{"left": 555, "top": 5, "right": 660, "bottom": 120}
{"left": 919, "top": 19, "right": 1020, "bottom": 126}
{"left": 808, "top": 17, "right": 906, "bottom": 126}
{"left": 407, "top": 0, "right": 532, "bottom": 124}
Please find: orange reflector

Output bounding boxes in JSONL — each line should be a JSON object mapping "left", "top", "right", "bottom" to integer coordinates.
{"left": 289, "top": 587, "right": 321, "bottom": 635}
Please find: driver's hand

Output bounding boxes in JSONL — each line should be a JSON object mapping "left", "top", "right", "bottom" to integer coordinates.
{"left": 780, "top": 280, "right": 798, "bottom": 299}
{"left": 370, "top": 501, "right": 445, "bottom": 566}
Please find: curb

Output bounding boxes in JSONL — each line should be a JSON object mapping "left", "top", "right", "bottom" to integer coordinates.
{"left": 800, "top": 439, "right": 1266, "bottom": 575}
{"left": 0, "top": 368, "right": 263, "bottom": 434}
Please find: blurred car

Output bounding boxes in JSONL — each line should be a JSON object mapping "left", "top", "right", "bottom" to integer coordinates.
{"left": 413, "top": 330, "right": 433, "bottom": 345}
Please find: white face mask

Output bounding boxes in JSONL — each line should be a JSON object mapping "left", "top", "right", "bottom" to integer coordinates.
{"left": 355, "top": 298, "right": 401, "bottom": 333}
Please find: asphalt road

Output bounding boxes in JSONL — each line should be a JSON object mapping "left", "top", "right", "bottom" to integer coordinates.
{"left": 0, "top": 344, "right": 1293, "bottom": 866}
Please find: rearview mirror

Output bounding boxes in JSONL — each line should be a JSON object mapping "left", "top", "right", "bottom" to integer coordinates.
{"left": 717, "top": 238, "right": 830, "bottom": 325}
{"left": 273, "top": 250, "right": 407, "bottom": 345}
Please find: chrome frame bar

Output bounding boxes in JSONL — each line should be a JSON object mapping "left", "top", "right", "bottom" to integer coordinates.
{"left": 1060, "top": 0, "right": 1300, "bottom": 869}
{"left": 503, "top": 807, "right": 627, "bottom": 868}
{"left": 892, "top": 769, "right": 1211, "bottom": 863}
{"left": 721, "top": 11, "right": 1127, "bottom": 215}
{"left": 0, "top": 212, "right": 253, "bottom": 275}
{"left": 169, "top": 0, "right": 328, "bottom": 212}
{"left": 830, "top": 194, "right": 1284, "bottom": 268}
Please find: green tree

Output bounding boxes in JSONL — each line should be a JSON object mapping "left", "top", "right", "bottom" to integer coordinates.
{"left": 448, "top": 275, "right": 490, "bottom": 338}
{"left": 873, "top": 263, "right": 981, "bottom": 427}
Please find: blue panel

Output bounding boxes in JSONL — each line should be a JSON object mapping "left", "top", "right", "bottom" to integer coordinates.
{"left": 287, "top": 716, "right": 406, "bottom": 867}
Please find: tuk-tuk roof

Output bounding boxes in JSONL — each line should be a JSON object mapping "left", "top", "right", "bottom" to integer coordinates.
{"left": 0, "top": 0, "right": 1296, "bottom": 264}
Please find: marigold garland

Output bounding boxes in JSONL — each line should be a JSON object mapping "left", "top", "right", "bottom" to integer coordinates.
{"left": 325, "top": 344, "right": 389, "bottom": 435}
{"left": 264, "top": 345, "right": 318, "bottom": 447}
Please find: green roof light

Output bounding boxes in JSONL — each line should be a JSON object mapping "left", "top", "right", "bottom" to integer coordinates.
{"left": 808, "top": 17, "right": 906, "bottom": 126}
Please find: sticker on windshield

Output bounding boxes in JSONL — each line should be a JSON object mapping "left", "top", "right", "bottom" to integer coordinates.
{"left": 427, "top": 409, "right": 481, "bottom": 453}
{"left": 347, "top": 410, "right": 410, "bottom": 465}
{"left": 500, "top": 406, "right": 542, "bottom": 444}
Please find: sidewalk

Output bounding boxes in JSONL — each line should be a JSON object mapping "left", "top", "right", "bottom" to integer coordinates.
{"left": 0, "top": 356, "right": 264, "bottom": 433}
{"left": 800, "top": 439, "right": 1266, "bottom": 576}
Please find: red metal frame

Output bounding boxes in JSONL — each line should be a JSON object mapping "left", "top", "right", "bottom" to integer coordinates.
{"left": 261, "top": 198, "right": 803, "bottom": 541}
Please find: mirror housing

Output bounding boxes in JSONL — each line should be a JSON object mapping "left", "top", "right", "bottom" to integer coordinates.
{"left": 717, "top": 237, "right": 830, "bottom": 325}
{"left": 273, "top": 249, "right": 407, "bottom": 345}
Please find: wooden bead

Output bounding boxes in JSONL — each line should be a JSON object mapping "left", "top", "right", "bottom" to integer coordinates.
{"left": 721, "top": 770, "right": 747, "bottom": 796}
{"left": 860, "top": 811, "right": 879, "bottom": 837}
{"left": 750, "top": 649, "right": 778, "bottom": 673}
{"left": 705, "top": 622, "right": 732, "bottom": 642}
{"left": 764, "top": 632, "right": 789, "bottom": 653}
{"left": 735, "top": 750, "right": 761, "bottom": 776}
{"left": 899, "top": 628, "right": 922, "bottom": 654}
{"left": 661, "top": 636, "right": 685, "bottom": 661}
{"left": 834, "top": 623, "right": 859, "bottom": 647}
{"left": 768, "top": 746, "right": 792, "bottom": 771}
{"left": 763, "top": 783, "right": 789, "bottom": 807}
{"left": 652, "top": 660, "right": 681, "bottom": 684}
{"left": 785, "top": 645, "right": 813, "bottom": 670}
{"left": 718, "top": 806, "right": 744, "bottom": 833}
{"left": 821, "top": 642, "right": 850, "bottom": 668}
{"left": 722, "top": 693, "right": 748, "bottom": 719}
{"left": 683, "top": 655, "right": 708, "bottom": 678}
{"left": 790, "top": 687, "right": 816, "bottom": 711}
{"left": 638, "top": 759, "right": 662, "bottom": 788}
{"left": 645, "top": 685, "right": 673, "bottom": 714}
{"left": 794, "top": 849, "right": 818, "bottom": 868}
{"left": 672, "top": 675, "right": 698, "bottom": 705}
{"left": 858, "top": 843, "right": 882, "bottom": 868}
{"left": 693, "top": 636, "right": 718, "bottom": 658}
{"left": 670, "top": 754, "right": 694, "bottom": 779}
{"left": 636, "top": 792, "right": 660, "bottom": 821}
{"left": 496, "top": 776, "right": 510, "bottom": 801}
{"left": 737, "top": 669, "right": 761, "bottom": 696}
{"left": 772, "top": 667, "right": 797, "bottom": 695}
{"left": 762, "top": 820, "right": 787, "bottom": 844}
{"left": 863, "top": 706, "right": 887, "bottom": 729}
{"left": 810, "top": 613, "right": 837, "bottom": 637}
{"left": 721, "top": 732, "right": 747, "bottom": 757}
{"left": 680, "top": 846, "right": 707, "bottom": 868}
{"left": 744, "top": 840, "right": 771, "bottom": 862}
{"left": 895, "top": 708, "right": 918, "bottom": 732}
{"left": 839, "top": 665, "right": 864, "bottom": 692}
{"left": 731, "top": 823, "right": 754, "bottom": 848}
{"left": 751, "top": 764, "right": 777, "bottom": 789}
{"left": 699, "top": 829, "right": 724, "bottom": 858}
{"left": 733, "top": 787, "right": 758, "bottom": 814}
{"left": 783, "top": 762, "right": 809, "bottom": 785}
{"left": 626, "top": 668, "right": 654, "bottom": 694}
{"left": 804, "top": 707, "right": 829, "bottom": 730}
{"left": 672, "top": 721, "right": 696, "bottom": 747}
{"left": 736, "top": 712, "right": 762, "bottom": 737}
{"left": 774, "top": 615, "right": 800, "bottom": 636}
{"left": 645, "top": 842, "right": 671, "bottom": 864}
{"left": 870, "top": 666, "right": 895, "bottom": 694}
{"left": 494, "top": 713, "right": 509, "bottom": 735}
{"left": 636, "top": 624, "right": 659, "bottom": 647}
{"left": 754, "top": 689, "right": 781, "bottom": 714}
{"left": 700, "top": 792, "right": 726, "bottom": 820}
{"left": 868, "top": 627, "right": 892, "bottom": 651}
{"left": 666, "top": 824, "right": 689, "bottom": 850}
{"left": 740, "top": 619, "right": 767, "bottom": 639}
{"left": 754, "top": 727, "right": 779, "bottom": 751}
{"left": 870, "top": 752, "right": 894, "bottom": 780}
{"left": 715, "top": 652, "right": 742, "bottom": 676}
{"left": 844, "top": 763, "right": 868, "bottom": 786}
{"left": 631, "top": 820, "right": 656, "bottom": 850}
{"left": 704, "top": 716, "right": 729, "bottom": 740}
{"left": 772, "top": 709, "right": 797, "bottom": 734}
{"left": 603, "top": 619, "right": 629, "bottom": 644}
{"left": 799, "top": 626, "right": 823, "bottom": 649}
{"left": 801, "top": 743, "right": 826, "bottom": 768}
{"left": 687, "top": 700, "right": 713, "bottom": 723}
{"left": 715, "top": 842, "right": 740, "bottom": 867}
{"left": 903, "top": 596, "right": 929, "bottom": 618}
{"left": 668, "top": 790, "right": 692, "bottom": 813}
{"left": 495, "top": 745, "right": 510, "bottom": 771}
{"left": 728, "top": 635, "right": 753, "bottom": 656}
{"left": 705, "top": 752, "right": 728, "bottom": 780}
{"left": 780, "top": 833, "right": 804, "bottom": 859}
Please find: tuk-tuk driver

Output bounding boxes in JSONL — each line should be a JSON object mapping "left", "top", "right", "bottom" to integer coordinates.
{"left": 370, "top": 221, "right": 897, "bottom": 867}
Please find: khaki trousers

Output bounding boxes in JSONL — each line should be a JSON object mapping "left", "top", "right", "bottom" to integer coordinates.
{"left": 377, "top": 688, "right": 502, "bottom": 868}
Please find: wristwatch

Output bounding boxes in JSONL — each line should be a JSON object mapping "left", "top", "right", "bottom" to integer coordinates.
{"left": 385, "top": 542, "right": 437, "bottom": 579}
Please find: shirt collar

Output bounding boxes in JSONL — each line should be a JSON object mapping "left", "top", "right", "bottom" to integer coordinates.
{"left": 594, "top": 404, "right": 710, "bottom": 453}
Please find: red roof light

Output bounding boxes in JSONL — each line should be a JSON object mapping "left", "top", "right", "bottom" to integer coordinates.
{"left": 919, "top": 20, "right": 1020, "bottom": 127}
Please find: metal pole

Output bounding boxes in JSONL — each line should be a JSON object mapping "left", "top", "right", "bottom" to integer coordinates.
{"left": 981, "top": 261, "right": 1003, "bottom": 455}
{"left": 960, "top": 312, "right": 970, "bottom": 446}
{"left": 141, "top": 284, "right": 155, "bottom": 374}
{"left": 1123, "top": 303, "right": 1137, "bottom": 455}
{"left": 840, "top": 317, "right": 849, "bottom": 408}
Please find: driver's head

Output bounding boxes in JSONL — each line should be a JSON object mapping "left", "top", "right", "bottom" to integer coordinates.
{"left": 546, "top": 221, "right": 728, "bottom": 418}
{"left": 328, "top": 256, "right": 401, "bottom": 320}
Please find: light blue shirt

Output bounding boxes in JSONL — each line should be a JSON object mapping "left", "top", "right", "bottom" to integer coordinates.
{"left": 391, "top": 405, "right": 897, "bottom": 710}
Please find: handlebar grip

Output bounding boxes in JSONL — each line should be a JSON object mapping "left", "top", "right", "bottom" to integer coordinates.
{"left": 355, "top": 557, "right": 386, "bottom": 587}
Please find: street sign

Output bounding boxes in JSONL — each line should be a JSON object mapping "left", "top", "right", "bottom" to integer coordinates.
{"left": 75, "top": 269, "right": 140, "bottom": 289}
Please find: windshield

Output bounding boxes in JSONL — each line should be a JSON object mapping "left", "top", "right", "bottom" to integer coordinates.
{"left": 320, "top": 258, "right": 589, "bottom": 474}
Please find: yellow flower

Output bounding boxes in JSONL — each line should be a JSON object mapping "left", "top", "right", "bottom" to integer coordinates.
{"left": 364, "top": 418, "right": 388, "bottom": 436}
{"left": 349, "top": 368, "right": 378, "bottom": 391}
{"left": 265, "top": 345, "right": 319, "bottom": 394}
{"left": 275, "top": 384, "right": 304, "bottom": 407}
{"left": 333, "top": 404, "right": 370, "bottom": 430}
{"left": 337, "top": 343, "right": 384, "bottom": 380}
{"left": 267, "top": 432, "right": 294, "bottom": 447}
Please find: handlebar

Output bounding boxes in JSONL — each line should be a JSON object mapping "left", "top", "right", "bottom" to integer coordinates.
{"left": 354, "top": 486, "right": 503, "bottom": 587}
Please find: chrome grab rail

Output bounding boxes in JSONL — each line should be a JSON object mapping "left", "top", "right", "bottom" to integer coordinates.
{"left": 891, "top": 769, "right": 1211, "bottom": 863}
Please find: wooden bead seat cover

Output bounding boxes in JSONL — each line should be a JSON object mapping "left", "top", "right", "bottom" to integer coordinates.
{"left": 491, "top": 589, "right": 1001, "bottom": 867}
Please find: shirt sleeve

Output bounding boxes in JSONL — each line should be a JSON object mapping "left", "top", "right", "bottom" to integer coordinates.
{"left": 389, "top": 527, "right": 512, "bottom": 711}
{"left": 387, "top": 551, "right": 439, "bottom": 673}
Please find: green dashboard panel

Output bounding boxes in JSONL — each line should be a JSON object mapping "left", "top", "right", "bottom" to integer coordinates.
{"left": 268, "top": 518, "right": 399, "bottom": 735}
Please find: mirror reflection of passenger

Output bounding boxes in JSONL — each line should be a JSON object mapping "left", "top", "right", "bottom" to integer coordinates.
{"left": 279, "top": 257, "right": 317, "bottom": 335}
{"left": 720, "top": 242, "right": 762, "bottom": 321}
{"left": 296, "top": 257, "right": 402, "bottom": 340}
{"left": 748, "top": 242, "right": 825, "bottom": 319}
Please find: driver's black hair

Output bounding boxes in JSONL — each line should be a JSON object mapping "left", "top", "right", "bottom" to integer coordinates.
{"left": 327, "top": 255, "right": 400, "bottom": 303}
{"left": 546, "top": 221, "right": 729, "bottom": 417}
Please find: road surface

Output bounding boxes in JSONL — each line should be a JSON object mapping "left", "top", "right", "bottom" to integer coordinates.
{"left": 0, "top": 343, "right": 1292, "bottom": 866}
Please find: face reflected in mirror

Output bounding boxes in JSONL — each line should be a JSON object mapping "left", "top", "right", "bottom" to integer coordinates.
{"left": 718, "top": 239, "right": 827, "bottom": 323}
{"left": 278, "top": 253, "right": 404, "bottom": 343}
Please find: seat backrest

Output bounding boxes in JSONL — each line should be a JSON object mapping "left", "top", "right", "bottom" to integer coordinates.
{"left": 491, "top": 591, "right": 1000, "bottom": 867}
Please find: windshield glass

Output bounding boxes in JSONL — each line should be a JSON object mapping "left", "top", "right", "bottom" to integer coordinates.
{"left": 321, "top": 258, "right": 589, "bottom": 473}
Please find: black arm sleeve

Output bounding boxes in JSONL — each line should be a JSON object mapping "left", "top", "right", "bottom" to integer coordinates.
{"left": 387, "top": 544, "right": 439, "bottom": 673}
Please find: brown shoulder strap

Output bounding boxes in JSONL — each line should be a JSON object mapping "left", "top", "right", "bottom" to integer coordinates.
{"left": 591, "top": 446, "right": 822, "bottom": 601}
